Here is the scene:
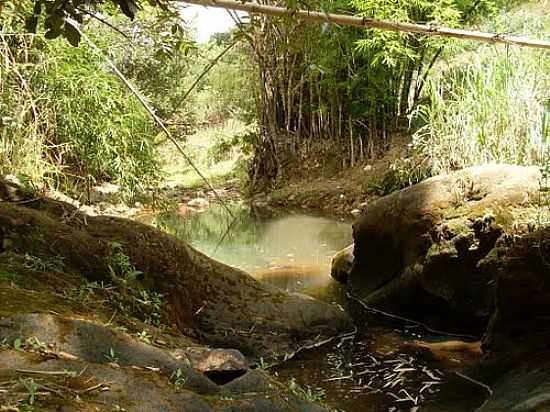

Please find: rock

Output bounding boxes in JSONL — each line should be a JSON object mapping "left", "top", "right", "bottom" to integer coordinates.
{"left": 0, "top": 313, "right": 218, "bottom": 394}
{"left": 187, "top": 197, "right": 209, "bottom": 210}
{"left": 475, "top": 357, "right": 550, "bottom": 412}
{"left": 0, "top": 194, "right": 353, "bottom": 359}
{"left": 172, "top": 347, "right": 248, "bottom": 384}
{"left": 349, "top": 165, "right": 541, "bottom": 332}
{"left": 0, "top": 175, "right": 26, "bottom": 202}
{"left": 0, "top": 346, "right": 330, "bottom": 411}
{"left": 363, "top": 165, "right": 373, "bottom": 172}
{"left": 479, "top": 227, "right": 550, "bottom": 356}
{"left": 331, "top": 244, "right": 354, "bottom": 284}
{"left": 90, "top": 182, "right": 121, "bottom": 203}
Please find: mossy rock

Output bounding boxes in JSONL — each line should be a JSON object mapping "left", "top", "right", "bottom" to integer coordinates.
{"left": 349, "top": 165, "right": 541, "bottom": 333}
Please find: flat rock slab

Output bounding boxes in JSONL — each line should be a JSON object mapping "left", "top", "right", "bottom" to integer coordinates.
{"left": 0, "top": 349, "right": 327, "bottom": 412}
{"left": 0, "top": 313, "right": 218, "bottom": 394}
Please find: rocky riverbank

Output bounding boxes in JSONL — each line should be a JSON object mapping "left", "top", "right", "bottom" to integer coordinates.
{"left": 0, "top": 176, "right": 352, "bottom": 411}
{"left": 331, "top": 164, "right": 550, "bottom": 411}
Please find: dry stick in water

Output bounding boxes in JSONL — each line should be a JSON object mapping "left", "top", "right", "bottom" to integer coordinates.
{"left": 176, "top": 0, "right": 550, "bottom": 50}
{"left": 72, "top": 22, "right": 235, "bottom": 218}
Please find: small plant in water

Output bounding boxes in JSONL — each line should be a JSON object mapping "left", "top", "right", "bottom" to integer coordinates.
{"left": 171, "top": 368, "right": 186, "bottom": 389}
{"left": 287, "top": 378, "right": 326, "bottom": 403}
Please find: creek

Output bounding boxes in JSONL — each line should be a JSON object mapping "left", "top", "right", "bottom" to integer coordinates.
{"left": 143, "top": 202, "right": 488, "bottom": 412}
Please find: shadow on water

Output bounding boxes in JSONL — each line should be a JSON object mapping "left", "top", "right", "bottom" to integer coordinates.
{"left": 141, "top": 202, "right": 488, "bottom": 412}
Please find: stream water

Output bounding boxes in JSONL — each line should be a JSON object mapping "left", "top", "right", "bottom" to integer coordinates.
{"left": 143, "top": 202, "right": 488, "bottom": 412}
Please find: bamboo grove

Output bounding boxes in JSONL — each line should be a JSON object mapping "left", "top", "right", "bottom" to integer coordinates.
{"left": 238, "top": 0, "right": 520, "bottom": 187}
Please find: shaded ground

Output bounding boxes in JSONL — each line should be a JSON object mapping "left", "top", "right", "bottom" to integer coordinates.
{"left": 264, "top": 136, "right": 412, "bottom": 216}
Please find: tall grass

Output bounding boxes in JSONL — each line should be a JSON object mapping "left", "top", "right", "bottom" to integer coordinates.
{"left": 0, "top": 35, "right": 58, "bottom": 183}
{"left": 0, "top": 33, "right": 160, "bottom": 199}
{"left": 412, "top": 3, "right": 550, "bottom": 173}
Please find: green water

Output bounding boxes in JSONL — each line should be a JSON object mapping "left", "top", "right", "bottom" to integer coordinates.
{"left": 143, "top": 202, "right": 488, "bottom": 412}
{"left": 142, "top": 203, "right": 353, "bottom": 292}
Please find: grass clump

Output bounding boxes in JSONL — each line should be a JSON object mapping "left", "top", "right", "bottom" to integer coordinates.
{"left": 161, "top": 119, "right": 254, "bottom": 189}
{"left": 287, "top": 378, "right": 326, "bottom": 403}
{"left": 0, "top": 34, "right": 161, "bottom": 201}
{"left": 412, "top": 3, "right": 550, "bottom": 174}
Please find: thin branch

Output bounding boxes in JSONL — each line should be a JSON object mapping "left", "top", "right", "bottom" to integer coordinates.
{"left": 76, "top": 8, "right": 130, "bottom": 38}
{"left": 454, "top": 371, "right": 493, "bottom": 396}
{"left": 347, "top": 292, "right": 480, "bottom": 340}
{"left": 71, "top": 21, "right": 235, "bottom": 217}
{"left": 176, "top": 40, "right": 237, "bottom": 108}
{"left": 174, "top": 0, "right": 550, "bottom": 50}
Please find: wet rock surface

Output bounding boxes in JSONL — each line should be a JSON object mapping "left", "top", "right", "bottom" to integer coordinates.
{"left": 469, "top": 227, "right": 550, "bottom": 412}
{"left": 331, "top": 244, "right": 354, "bottom": 284}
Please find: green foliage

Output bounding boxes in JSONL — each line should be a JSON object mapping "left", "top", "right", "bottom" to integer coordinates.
{"left": 411, "top": 4, "right": 550, "bottom": 173}
{"left": 136, "top": 329, "right": 153, "bottom": 343}
{"left": 22, "top": 254, "right": 65, "bottom": 273}
{"left": 107, "top": 8, "right": 198, "bottom": 122}
{"left": 192, "top": 41, "right": 257, "bottom": 124}
{"left": 366, "top": 157, "right": 432, "bottom": 196}
{"left": 136, "top": 289, "right": 163, "bottom": 326}
{"left": 161, "top": 119, "right": 254, "bottom": 189}
{"left": 42, "top": 38, "right": 160, "bottom": 197}
{"left": 0, "top": 31, "right": 161, "bottom": 198}
{"left": 104, "top": 347, "right": 120, "bottom": 363}
{"left": 23, "top": 0, "right": 142, "bottom": 44}
{"left": 351, "top": 0, "right": 460, "bottom": 66}
{"left": 170, "top": 368, "right": 187, "bottom": 389}
{"left": 287, "top": 378, "right": 326, "bottom": 403}
{"left": 108, "top": 241, "right": 143, "bottom": 282}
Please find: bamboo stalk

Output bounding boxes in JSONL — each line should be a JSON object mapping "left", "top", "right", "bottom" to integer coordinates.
{"left": 176, "top": 0, "right": 550, "bottom": 50}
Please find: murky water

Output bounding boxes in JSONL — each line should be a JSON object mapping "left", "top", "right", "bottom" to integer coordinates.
{"left": 142, "top": 202, "right": 353, "bottom": 292}
{"left": 143, "top": 202, "right": 487, "bottom": 412}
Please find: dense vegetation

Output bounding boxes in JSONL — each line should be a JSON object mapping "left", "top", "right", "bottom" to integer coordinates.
{"left": 0, "top": 0, "right": 548, "bottom": 199}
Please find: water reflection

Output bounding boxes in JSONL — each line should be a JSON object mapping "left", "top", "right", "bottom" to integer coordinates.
{"left": 142, "top": 202, "right": 487, "bottom": 412}
{"left": 142, "top": 203, "right": 353, "bottom": 292}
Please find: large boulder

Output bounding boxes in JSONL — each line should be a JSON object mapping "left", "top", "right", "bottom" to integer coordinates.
{"left": 349, "top": 164, "right": 541, "bottom": 332}
{"left": 480, "top": 227, "right": 550, "bottom": 356}
{"left": 0, "top": 178, "right": 352, "bottom": 360}
{"left": 472, "top": 227, "right": 550, "bottom": 411}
